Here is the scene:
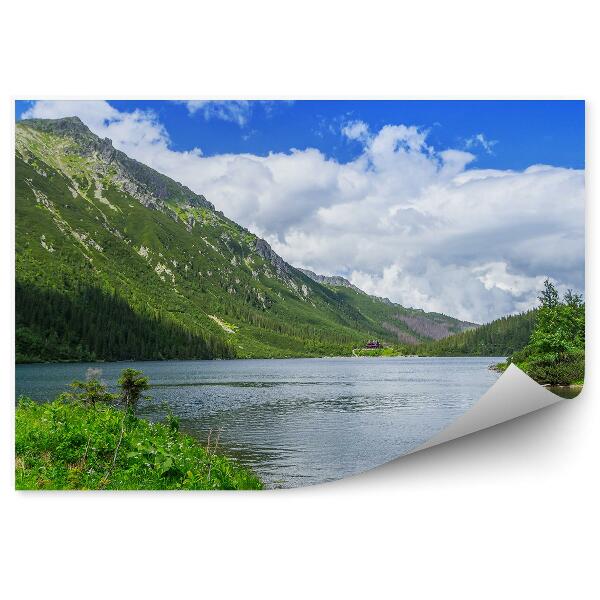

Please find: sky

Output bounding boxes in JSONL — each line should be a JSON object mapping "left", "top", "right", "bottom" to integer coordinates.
{"left": 16, "top": 100, "right": 585, "bottom": 323}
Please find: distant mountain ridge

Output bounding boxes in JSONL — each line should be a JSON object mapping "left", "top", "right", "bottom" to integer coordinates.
{"left": 300, "top": 268, "right": 477, "bottom": 340}
{"left": 15, "top": 116, "right": 477, "bottom": 361}
{"left": 298, "top": 269, "right": 365, "bottom": 294}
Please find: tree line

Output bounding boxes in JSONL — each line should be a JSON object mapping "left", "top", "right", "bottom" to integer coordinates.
{"left": 416, "top": 310, "right": 537, "bottom": 356}
{"left": 16, "top": 280, "right": 235, "bottom": 362}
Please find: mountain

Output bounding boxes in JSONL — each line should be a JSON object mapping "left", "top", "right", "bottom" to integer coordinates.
{"left": 298, "top": 269, "right": 365, "bottom": 294}
{"left": 299, "top": 268, "right": 396, "bottom": 306}
{"left": 299, "top": 269, "right": 476, "bottom": 343}
{"left": 15, "top": 117, "right": 475, "bottom": 362}
{"left": 416, "top": 310, "right": 537, "bottom": 356}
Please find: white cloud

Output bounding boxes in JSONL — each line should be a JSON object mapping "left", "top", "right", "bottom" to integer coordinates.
{"left": 184, "top": 100, "right": 251, "bottom": 126}
{"left": 23, "top": 100, "right": 119, "bottom": 127}
{"left": 341, "top": 120, "right": 370, "bottom": 142}
{"left": 22, "top": 100, "right": 175, "bottom": 156}
{"left": 21, "top": 101, "right": 585, "bottom": 323}
{"left": 465, "top": 132, "right": 498, "bottom": 154}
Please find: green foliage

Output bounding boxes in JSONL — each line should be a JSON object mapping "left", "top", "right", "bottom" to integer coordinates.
{"left": 416, "top": 311, "right": 537, "bottom": 356}
{"left": 529, "top": 281, "right": 585, "bottom": 359}
{"left": 15, "top": 398, "right": 262, "bottom": 490}
{"left": 503, "top": 280, "right": 585, "bottom": 386}
{"left": 16, "top": 280, "right": 234, "bottom": 362}
{"left": 69, "top": 377, "right": 117, "bottom": 407}
{"left": 513, "top": 351, "right": 584, "bottom": 386}
{"left": 117, "top": 368, "right": 150, "bottom": 414}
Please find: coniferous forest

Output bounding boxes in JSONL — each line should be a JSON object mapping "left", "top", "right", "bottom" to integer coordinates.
{"left": 415, "top": 311, "right": 537, "bottom": 356}
{"left": 16, "top": 281, "right": 234, "bottom": 362}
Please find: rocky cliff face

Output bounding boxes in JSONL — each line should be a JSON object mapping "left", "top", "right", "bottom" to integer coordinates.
{"left": 19, "top": 117, "right": 214, "bottom": 212}
{"left": 255, "top": 238, "right": 293, "bottom": 278}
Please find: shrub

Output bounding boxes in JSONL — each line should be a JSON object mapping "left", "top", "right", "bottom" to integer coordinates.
{"left": 504, "top": 280, "right": 585, "bottom": 386}
{"left": 117, "top": 368, "right": 150, "bottom": 415}
{"left": 519, "top": 355, "right": 584, "bottom": 386}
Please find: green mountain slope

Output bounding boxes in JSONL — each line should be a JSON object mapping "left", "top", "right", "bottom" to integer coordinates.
{"left": 297, "top": 275, "right": 476, "bottom": 345}
{"left": 15, "top": 117, "right": 474, "bottom": 362}
{"left": 415, "top": 310, "right": 537, "bottom": 356}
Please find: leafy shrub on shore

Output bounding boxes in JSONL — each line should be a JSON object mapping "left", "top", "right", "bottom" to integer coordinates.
{"left": 500, "top": 280, "right": 585, "bottom": 386}
{"left": 519, "top": 354, "right": 584, "bottom": 386}
{"left": 15, "top": 397, "right": 262, "bottom": 491}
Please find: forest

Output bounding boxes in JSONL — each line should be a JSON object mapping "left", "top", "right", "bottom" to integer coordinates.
{"left": 16, "top": 280, "right": 234, "bottom": 362}
{"left": 415, "top": 310, "right": 537, "bottom": 357}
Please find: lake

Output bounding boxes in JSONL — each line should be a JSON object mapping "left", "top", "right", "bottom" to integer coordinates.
{"left": 15, "top": 357, "right": 503, "bottom": 488}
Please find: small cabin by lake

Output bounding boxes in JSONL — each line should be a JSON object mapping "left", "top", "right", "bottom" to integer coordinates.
{"left": 365, "top": 340, "right": 382, "bottom": 349}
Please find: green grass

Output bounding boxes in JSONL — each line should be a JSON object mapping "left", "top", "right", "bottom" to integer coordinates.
{"left": 15, "top": 399, "right": 262, "bottom": 490}
{"left": 353, "top": 346, "right": 406, "bottom": 357}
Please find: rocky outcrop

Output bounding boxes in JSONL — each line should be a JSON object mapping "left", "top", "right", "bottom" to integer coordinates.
{"left": 298, "top": 268, "right": 364, "bottom": 294}
{"left": 23, "top": 116, "right": 91, "bottom": 138}
{"left": 254, "top": 238, "right": 292, "bottom": 278}
{"left": 21, "top": 116, "right": 214, "bottom": 212}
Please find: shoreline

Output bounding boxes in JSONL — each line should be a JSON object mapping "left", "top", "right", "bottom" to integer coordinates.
{"left": 16, "top": 353, "right": 507, "bottom": 367}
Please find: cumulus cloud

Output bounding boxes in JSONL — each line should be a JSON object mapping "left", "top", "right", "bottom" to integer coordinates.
{"left": 20, "top": 101, "right": 585, "bottom": 323}
{"left": 341, "top": 119, "right": 370, "bottom": 142}
{"left": 184, "top": 100, "right": 251, "bottom": 126}
{"left": 22, "top": 100, "right": 177, "bottom": 157}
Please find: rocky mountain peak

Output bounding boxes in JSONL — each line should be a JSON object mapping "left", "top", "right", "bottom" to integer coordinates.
{"left": 21, "top": 115, "right": 91, "bottom": 137}
{"left": 254, "top": 238, "right": 292, "bottom": 278}
{"left": 298, "top": 269, "right": 365, "bottom": 294}
{"left": 19, "top": 116, "right": 214, "bottom": 212}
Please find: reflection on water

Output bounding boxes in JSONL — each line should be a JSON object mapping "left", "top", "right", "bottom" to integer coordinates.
{"left": 15, "top": 357, "right": 503, "bottom": 488}
{"left": 547, "top": 385, "right": 583, "bottom": 399}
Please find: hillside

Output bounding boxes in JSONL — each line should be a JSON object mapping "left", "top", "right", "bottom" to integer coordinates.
{"left": 15, "top": 117, "right": 474, "bottom": 361}
{"left": 416, "top": 310, "right": 537, "bottom": 356}
{"left": 308, "top": 283, "right": 476, "bottom": 345}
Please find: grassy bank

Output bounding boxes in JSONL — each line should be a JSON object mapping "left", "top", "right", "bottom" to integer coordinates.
{"left": 353, "top": 346, "right": 407, "bottom": 357}
{"left": 15, "top": 399, "right": 262, "bottom": 490}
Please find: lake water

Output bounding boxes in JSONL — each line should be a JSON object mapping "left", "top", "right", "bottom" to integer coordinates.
{"left": 15, "top": 357, "right": 503, "bottom": 488}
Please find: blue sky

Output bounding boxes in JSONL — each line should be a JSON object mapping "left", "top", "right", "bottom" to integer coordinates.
{"left": 16, "top": 100, "right": 585, "bottom": 170}
{"left": 17, "top": 100, "right": 585, "bottom": 323}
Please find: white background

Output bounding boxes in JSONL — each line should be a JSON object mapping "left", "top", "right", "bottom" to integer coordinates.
{"left": 0, "top": 1, "right": 597, "bottom": 598}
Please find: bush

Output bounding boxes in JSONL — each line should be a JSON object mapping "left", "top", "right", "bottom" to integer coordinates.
{"left": 15, "top": 398, "right": 262, "bottom": 490}
{"left": 506, "top": 280, "right": 585, "bottom": 387}
{"left": 518, "top": 355, "right": 584, "bottom": 386}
